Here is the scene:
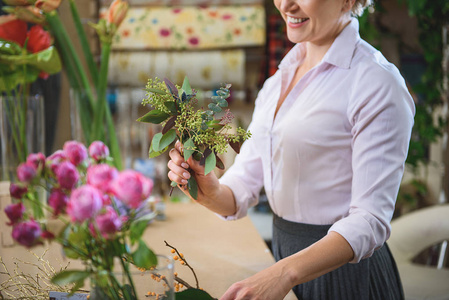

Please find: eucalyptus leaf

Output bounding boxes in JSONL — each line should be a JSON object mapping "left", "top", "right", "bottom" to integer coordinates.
{"left": 188, "top": 177, "right": 198, "bottom": 200}
{"left": 183, "top": 138, "right": 196, "bottom": 161}
{"left": 218, "top": 99, "right": 228, "bottom": 108}
{"left": 149, "top": 144, "right": 169, "bottom": 158}
{"left": 216, "top": 155, "right": 225, "bottom": 170}
{"left": 164, "top": 77, "right": 179, "bottom": 99}
{"left": 182, "top": 76, "right": 192, "bottom": 95}
{"left": 175, "top": 288, "right": 216, "bottom": 300}
{"left": 208, "top": 103, "right": 222, "bottom": 113}
{"left": 51, "top": 270, "right": 90, "bottom": 286}
{"left": 200, "top": 148, "right": 212, "bottom": 166}
{"left": 216, "top": 89, "right": 228, "bottom": 97}
{"left": 151, "top": 133, "right": 163, "bottom": 152}
{"left": 159, "top": 129, "right": 177, "bottom": 150}
{"left": 145, "top": 87, "right": 167, "bottom": 95}
{"left": 132, "top": 240, "right": 158, "bottom": 269}
{"left": 204, "top": 151, "right": 216, "bottom": 175}
{"left": 162, "top": 115, "right": 177, "bottom": 134}
{"left": 137, "top": 110, "right": 170, "bottom": 124}
{"left": 229, "top": 140, "right": 241, "bottom": 154}
{"left": 164, "top": 101, "right": 178, "bottom": 114}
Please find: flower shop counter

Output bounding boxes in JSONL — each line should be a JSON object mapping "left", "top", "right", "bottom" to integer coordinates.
{"left": 0, "top": 197, "right": 297, "bottom": 299}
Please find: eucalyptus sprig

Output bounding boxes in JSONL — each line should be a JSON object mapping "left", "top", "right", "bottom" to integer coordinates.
{"left": 138, "top": 77, "right": 251, "bottom": 199}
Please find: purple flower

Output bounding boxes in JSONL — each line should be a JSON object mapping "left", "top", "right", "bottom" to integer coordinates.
{"left": 87, "top": 164, "right": 118, "bottom": 193}
{"left": 110, "top": 170, "right": 153, "bottom": 209}
{"left": 67, "top": 185, "right": 103, "bottom": 223}
{"left": 12, "top": 220, "right": 42, "bottom": 248}
{"left": 4, "top": 203, "right": 25, "bottom": 225}
{"left": 48, "top": 189, "right": 69, "bottom": 216}
{"left": 17, "top": 162, "right": 37, "bottom": 183}
{"left": 88, "top": 141, "right": 110, "bottom": 161}
{"left": 9, "top": 183, "right": 28, "bottom": 199}
{"left": 46, "top": 150, "right": 67, "bottom": 174}
{"left": 63, "top": 140, "right": 88, "bottom": 166}
{"left": 94, "top": 206, "right": 122, "bottom": 238}
{"left": 56, "top": 161, "right": 80, "bottom": 190}
{"left": 26, "top": 152, "right": 46, "bottom": 169}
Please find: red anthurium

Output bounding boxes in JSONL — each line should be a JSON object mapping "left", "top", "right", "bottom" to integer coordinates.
{"left": 26, "top": 25, "right": 51, "bottom": 53}
{"left": 0, "top": 18, "right": 27, "bottom": 47}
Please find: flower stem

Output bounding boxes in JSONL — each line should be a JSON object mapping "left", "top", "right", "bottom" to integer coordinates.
{"left": 68, "top": 0, "right": 99, "bottom": 86}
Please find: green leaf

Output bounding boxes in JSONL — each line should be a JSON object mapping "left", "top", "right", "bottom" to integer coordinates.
{"left": 0, "top": 40, "right": 22, "bottom": 55}
{"left": 206, "top": 120, "right": 224, "bottom": 131}
{"left": 164, "top": 101, "right": 178, "bottom": 114}
{"left": 132, "top": 240, "right": 158, "bottom": 269}
{"left": 204, "top": 151, "right": 216, "bottom": 175}
{"left": 0, "top": 45, "right": 62, "bottom": 74}
{"left": 175, "top": 288, "right": 215, "bottom": 300}
{"left": 188, "top": 177, "right": 198, "bottom": 200}
{"left": 130, "top": 220, "right": 149, "bottom": 244}
{"left": 164, "top": 78, "right": 179, "bottom": 99}
{"left": 150, "top": 133, "right": 163, "bottom": 152}
{"left": 183, "top": 138, "right": 196, "bottom": 161}
{"left": 208, "top": 103, "right": 222, "bottom": 113}
{"left": 218, "top": 99, "right": 228, "bottom": 108}
{"left": 159, "top": 129, "right": 177, "bottom": 150}
{"left": 137, "top": 110, "right": 170, "bottom": 124}
{"left": 149, "top": 144, "right": 169, "bottom": 158}
{"left": 145, "top": 87, "right": 167, "bottom": 95}
{"left": 51, "top": 270, "right": 90, "bottom": 286}
{"left": 182, "top": 76, "right": 192, "bottom": 95}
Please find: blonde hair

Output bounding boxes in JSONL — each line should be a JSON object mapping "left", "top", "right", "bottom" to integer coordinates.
{"left": 352, "top": 0, "right": 373, "bottom": 16}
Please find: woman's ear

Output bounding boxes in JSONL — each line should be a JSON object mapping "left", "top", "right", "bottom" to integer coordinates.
{"left": 342, "top": 0, "right": 356, "bottom": 13}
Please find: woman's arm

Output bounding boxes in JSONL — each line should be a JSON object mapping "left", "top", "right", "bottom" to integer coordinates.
{"left": 220, "top": 232, "right": 354, "bottom": 300}
{"left": 167, "top": 141, "right": 237, "bottom": 217}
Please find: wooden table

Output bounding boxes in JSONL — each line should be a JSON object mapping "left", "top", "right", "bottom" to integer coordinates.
{"left": 0, "top": 197, "right": 297, "bottom": 299}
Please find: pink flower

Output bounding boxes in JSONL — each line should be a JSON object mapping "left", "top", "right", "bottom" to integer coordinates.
{"left": 56, "top": 161, "right": 80, "bottom": 190}
{"left": 12, "top": 220, "right": 42, "bottom": 248}
{"left": 87, "top": 164, "right": 118, "bottom": 193}
{"left": 4, "top": 203, "right": 25, "bottom": 225}
{"left": 222, "top": 14, "right": 232, "bottom": 20}
{"left": 110, "top": 170, "right": 153, "bottom": 209}
{"left": 160, "top": 28, "right": 171, "bottom": 37}
{"left": 35, "top": 0, "right": 62, "bottom": 13}
{"left": 46, "top": 150, "right": 67, "bottom": 174}
{"left": 63, "top": 140, "right": 88, "bottom": 166}
{"left": 188, "top": 37, "right": 199, "bottom": 46}
{"left": 94, "top": 206, "right": 122, "bottom": 238}
{"left": 17, "top": 162, "right": 37, "bottom": 183}
{"left": 9, "top": 183, "right": 28, "bottom": 199}
{"left": 66, "top": 185, "right": 103, "bottom": 223}
{"left": 88, "top": 141, "right": 110, "bottom": 162}
{"left": 26, "top": 152, "right": 46, "bottom": 170}
{"left": 48, "top": 189, "right": 69, "bottom": 216}
{"left": 172, "top": 8, "right": 182, "bottom": 13}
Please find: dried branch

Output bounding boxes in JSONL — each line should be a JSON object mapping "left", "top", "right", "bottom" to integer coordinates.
{"left": 164, "top": 240, "right": 199, "bottom": 289}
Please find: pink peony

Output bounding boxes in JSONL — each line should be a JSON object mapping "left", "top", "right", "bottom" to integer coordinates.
{"left": 87, "top": 164, "right": 118, "bottom": 193}
{"left": 56, "top": 161, "right": 80, "bottom": 190}
{"left": 4, "top": 203, "right": 25, "bottom": 225}
{"left": 88, "top": 141, "right": 110, "bottom": 161}
{"left": 12, "top": 220, "right": 42, "bottom": 248}
{"left": 110, "top": 170, "right": 153, "bottom": 209}
{"left": 66, "top": 185, "right": 103, "bottom": 223}
{"left": 63, "top": 140, "right": 88, "bottom": 166}
{"left": 46, "top": 150, "right": 67, "bottom": 174}
{"left": 9, "top": 183, "right": 28, "bottom": 199}
{"left": 17, "top": 162, "right": 37, "bottom": 183}
{"left": 93, "top": 206, "right": 122, "bottom": 238}
{"left": 48, "top": 189, "right": 69, "bottom": 216}
{"left": 26, "top": 152, "right": 46, "bottom": 170}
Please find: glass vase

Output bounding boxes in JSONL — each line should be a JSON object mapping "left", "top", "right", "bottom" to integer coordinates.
{"left": 0, "top": 94, "right": 45, "bottom": 181}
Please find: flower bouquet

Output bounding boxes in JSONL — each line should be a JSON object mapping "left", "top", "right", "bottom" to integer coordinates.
{"left": 137, "top": 77, "right": 251, "bottom": 199}
{"left": 2, "top": 0, "right": 129, "bottom": 170}
{"left": 4, "top": 140, "right": 159, "bottom": 299}
{"left": 0, "top": 16, "right": 62, "bottom": 178}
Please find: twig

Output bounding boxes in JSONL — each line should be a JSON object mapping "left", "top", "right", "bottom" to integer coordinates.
{"left": 164, "top": 240, "right": 199, "bottom": 289}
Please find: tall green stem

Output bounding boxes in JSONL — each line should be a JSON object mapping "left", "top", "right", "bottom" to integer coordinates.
{"left": 93, "top": 42, "right": 111, "bottom": 140}
{"left": 68, "top": 0, "right": 99, "bottom": 85}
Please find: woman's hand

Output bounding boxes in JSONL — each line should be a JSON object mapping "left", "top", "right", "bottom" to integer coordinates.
{"left": 167, "top": 141, "right": 236, "bottom": 216}
{"left": 220, "top": 261, "right": 293, "bottom": 300}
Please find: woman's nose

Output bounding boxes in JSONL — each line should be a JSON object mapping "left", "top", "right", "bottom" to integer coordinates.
{"left": 279, "top": 0, "right": 298, "bottom": 12}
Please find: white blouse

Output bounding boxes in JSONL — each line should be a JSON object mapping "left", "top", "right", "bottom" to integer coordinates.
{"left": 219, "top": 18, "right": 415, "bottom": 263}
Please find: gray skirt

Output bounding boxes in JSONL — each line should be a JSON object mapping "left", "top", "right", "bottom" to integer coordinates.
{"left": 272, "top": 214, "right": 404, "bottom": 300}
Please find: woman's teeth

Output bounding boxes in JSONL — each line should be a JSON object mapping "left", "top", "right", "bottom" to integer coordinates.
{"left": 287, "top": 16, "right": 309, "bottom": 24}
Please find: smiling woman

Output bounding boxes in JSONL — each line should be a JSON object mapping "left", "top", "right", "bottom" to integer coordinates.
{"left": 167, "top": 0, "right": 413, "bottom": 299}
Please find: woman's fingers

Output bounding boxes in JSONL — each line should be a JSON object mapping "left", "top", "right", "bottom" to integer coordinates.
{"left": 167, "top": 160, "right": 190, "bottom": 184}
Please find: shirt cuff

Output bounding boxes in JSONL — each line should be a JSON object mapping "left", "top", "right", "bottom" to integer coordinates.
{"left": 328, "top": 211, "right": 386, "bottom": 263}
{"left": 216, "top": 175, "right": 259, "bottom": 221}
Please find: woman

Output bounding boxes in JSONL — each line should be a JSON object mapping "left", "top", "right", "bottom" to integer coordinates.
{"left": 168, "top": 0, "right": 415, "bottom": 299}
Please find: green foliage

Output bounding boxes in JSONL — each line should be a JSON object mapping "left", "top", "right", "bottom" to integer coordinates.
{"left": 138, "top": 76, "right": 251, "bottom": 199}
{"left": 175, "top": 288, "right": 216, "bottom": 300}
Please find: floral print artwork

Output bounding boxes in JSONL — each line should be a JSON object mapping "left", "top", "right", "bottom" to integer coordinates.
{"left": 108, "top": 50, "right": 245, "bottom": 89}
{"left": 108, "top": 5, "right": 265, "bottom": 50}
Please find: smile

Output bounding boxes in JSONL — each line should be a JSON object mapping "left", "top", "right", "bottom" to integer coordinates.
{"left": 287, "top": 16, "right": 309, "bottom": 24}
